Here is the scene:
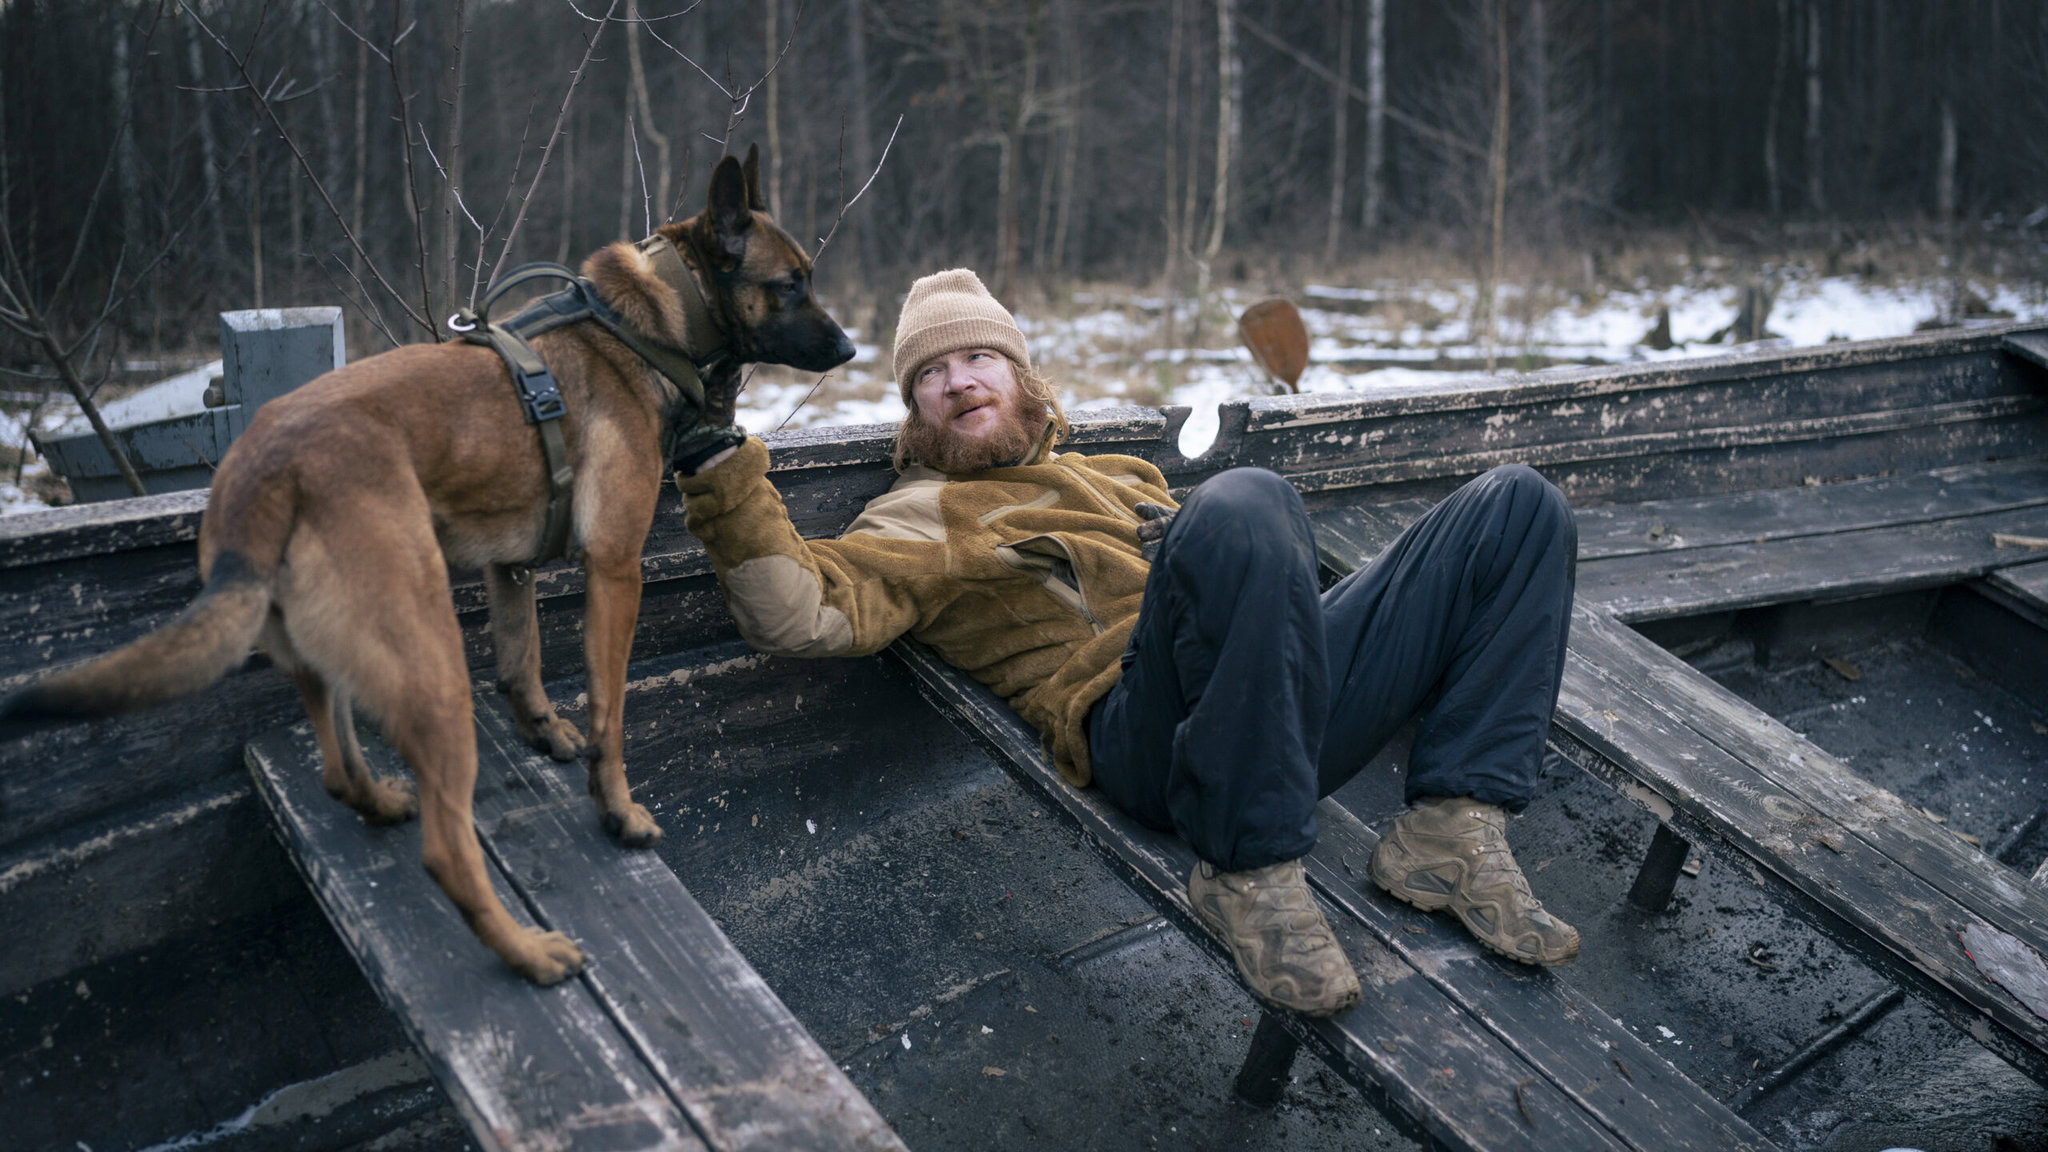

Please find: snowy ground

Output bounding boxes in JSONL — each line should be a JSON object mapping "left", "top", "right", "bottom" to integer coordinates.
{"left": 6, "top": 273, "right": 2046, "bottom": 516}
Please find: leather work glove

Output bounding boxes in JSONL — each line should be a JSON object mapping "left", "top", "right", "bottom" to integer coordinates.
{"left": 1135, "top": 501, "right": 1177, "bottom": 563}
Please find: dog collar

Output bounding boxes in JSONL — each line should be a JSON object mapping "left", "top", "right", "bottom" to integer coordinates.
{"left": 636, "top": 234, "right": 732, "bottom": 371}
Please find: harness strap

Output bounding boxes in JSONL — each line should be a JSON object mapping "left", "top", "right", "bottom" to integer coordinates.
{"left": 450, "top": 256, "right": 724, "bottom": 565}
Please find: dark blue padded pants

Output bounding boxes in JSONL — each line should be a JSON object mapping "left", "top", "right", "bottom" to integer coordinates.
{"left": 1086, "top": 464, "right": 1576, "bottom": 873}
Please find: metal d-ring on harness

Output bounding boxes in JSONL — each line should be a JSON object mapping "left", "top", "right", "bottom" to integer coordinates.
{"left": 447, "top": 258, "right": 716, "bottom": 565}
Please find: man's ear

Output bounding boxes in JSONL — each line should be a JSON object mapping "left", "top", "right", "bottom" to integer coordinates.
{"left": 706, "top": 154, "right": 752, "bottom": 265}
{"left": 742, "top": 143, "right": 767, "bottom": 212}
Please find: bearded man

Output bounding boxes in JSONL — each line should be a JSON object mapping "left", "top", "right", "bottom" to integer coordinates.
{"left": 672, "top": 269, "right": 1580, "bottom": 1018}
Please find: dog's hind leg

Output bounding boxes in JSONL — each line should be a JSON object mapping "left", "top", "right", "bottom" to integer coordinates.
{"left": 291, "top": 666, "right": 416, "bottom": 824}
{"left": 287, "top": 495, "right": 583, "bottom": 985}
{"left": 484, "top": 563, "right": 586, "bottom": 761}
{"left": 578, "top": 548, "right": 662, "bottom": 847}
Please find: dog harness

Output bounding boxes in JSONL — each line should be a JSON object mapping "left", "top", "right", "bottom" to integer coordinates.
{"left": 448, "top": 237, "right": 730, "bottom": 564}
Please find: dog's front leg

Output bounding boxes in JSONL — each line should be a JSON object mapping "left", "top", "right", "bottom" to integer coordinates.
{"left": 486, "top": 563, "right": 588, "bottom": 761}
{"left": 581, "top": 549, "right": 662, "bottom": 846}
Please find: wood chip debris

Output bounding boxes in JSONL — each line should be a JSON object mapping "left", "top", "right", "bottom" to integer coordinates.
{"left": 1515, "top": 1077, "right": 1536, "bottom": 1126}
{"left": 982, "top": 1066, "right": 1006, "bottom": 1077}
{"left": 1991, "top": 532, "right": 2048, "bottom": 550}
{"left": 1745, "top": 945, "right": 1780, "bottom": 972}
{"left": 1815, "top": 831, "right": 1844, "bottom": 853}
{"left": 1822, "top": 656, "right": 1861, "bottom": 681}
{"left": 1680, "top": 854, "right": 1703, "bottom": 877}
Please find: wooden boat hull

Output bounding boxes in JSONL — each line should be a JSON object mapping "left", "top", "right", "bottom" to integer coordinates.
{"left": 2, "top": 322, "right": 2044, "bottom": 1150}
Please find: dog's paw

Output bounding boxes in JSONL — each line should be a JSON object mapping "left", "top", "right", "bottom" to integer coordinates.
{"left": 507, "top": 928, "right": 587, "bottom": 986}
{"left": 525, "top": 714, "right": 587, "bottom": 762}
{"left": 602, "top": 803, "right": 664, "bottom": 848}
{"left": 354, "top": 776, "right": 419, "bottom": 825}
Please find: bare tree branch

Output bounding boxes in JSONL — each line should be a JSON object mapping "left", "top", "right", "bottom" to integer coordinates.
{"left": 486, "top": 1, "right": 620, "bottom": 284}
{"left": 180, "top": 0, "right": 436, "bottom": 336}
{"left": 812, "top": 113, "right": 903, "bottom": 266}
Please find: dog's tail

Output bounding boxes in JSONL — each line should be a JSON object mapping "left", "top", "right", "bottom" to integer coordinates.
{"left": 1, "top": 457, "right": 299, "bottom": 726}
{"left": 1, "top": 548, "right": 276, "bottom": 725}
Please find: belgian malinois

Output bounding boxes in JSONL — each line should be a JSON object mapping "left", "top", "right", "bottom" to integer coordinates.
{"left": 1, "top": 148, "right": 853, "bottom": 984}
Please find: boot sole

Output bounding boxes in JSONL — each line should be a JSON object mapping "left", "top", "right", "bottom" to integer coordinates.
{"left": 1369, "top": 853, "right": 1578, "bottom": 967}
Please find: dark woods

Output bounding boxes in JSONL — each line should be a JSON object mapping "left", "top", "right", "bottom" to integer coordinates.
{"left": 3, "top": 0, "right": 2043, "bottom": 369}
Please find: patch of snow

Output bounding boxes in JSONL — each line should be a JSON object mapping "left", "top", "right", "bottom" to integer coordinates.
{"left": 48, "top": 360, "right": 223, "bottom": 437}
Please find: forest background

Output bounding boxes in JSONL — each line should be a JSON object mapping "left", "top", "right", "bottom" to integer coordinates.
{"left": 4, "top": 0, "right": 2047, "bottom": 504}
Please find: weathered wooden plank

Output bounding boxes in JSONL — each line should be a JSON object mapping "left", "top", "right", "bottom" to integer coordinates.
{"left": 467, "top": 692, "right": 908, "bottom": 1152}
{"left": 1578, "top": 504, "right": 2048, "bottom": 621}
{"left": 2002, "top": 329, "right": 2048, "bottom": 373}
{"left": 246, "top": 723, "right": 707, "bottom": 1152}
{"left": 1567, "top": 607, "right": 2048, "bottom": 960}
{"left": 0, "top": 490, "right": 207, "bottom": 569}
{"left": 1572, "top": 459, "right": 2048, "bottom": 560}
{"left": 889, "top": 638, "right": 1636, "bottom": 1152}
{"left": 1260, "top": 396, "right": 2045, "bottom": 496}
{"left": 1233, "top": 364, "right": 2031, "bottom": 480}
{"left": 1551, "top": 609, "right": 2048, "bottom": 1083}
{"left": 1301, "top": 800, "right": 1774, "bottom": 1151}
{"left": 1539, "top": 415, "right": 2048, "bottom": 507}
{"left": 1986, "top": 559, "right": 2048, "bottom": 624}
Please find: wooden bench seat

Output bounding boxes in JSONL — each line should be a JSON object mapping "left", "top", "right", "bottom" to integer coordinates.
{"left": 1310, "top": 456, "right": 2048, "bottom": 1087}
{"left": 890, "top": 639, "right": 1773, "bottom": 1152}
{"left": 247, "top": 686, "right": 906, "bottom": 1152}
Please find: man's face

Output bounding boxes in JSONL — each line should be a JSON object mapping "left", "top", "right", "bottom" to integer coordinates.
{"left": 901, "top": 348, "right": 1044, "bottom": 473}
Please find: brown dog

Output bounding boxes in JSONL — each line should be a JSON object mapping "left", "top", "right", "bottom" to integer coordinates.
{"left": 1, "top": 149, "right": 852, "bottom": 984}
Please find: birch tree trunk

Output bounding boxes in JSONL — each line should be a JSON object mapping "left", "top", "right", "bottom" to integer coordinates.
{"left": 627, "top": 0, "right": 673, "bottom": 227}
{"left": 846, "top": 0, "right": 874, "bottom": 268}
{"left": 1049, "top": 0, "right": 1080, "bottom": 276}
{"left": 1322, "top": 0, "right": 1353, "bottom": 264}
{"left": 111, "top": 4, "right": 142, "bottom": 250}
{"left": 350, "top": 0, "right": 370, "bottom": 302}
{"left": 765, "top": 0, "right": 783, "bottom": 220}
{"left": 1530, "top": 0, "right": 1553, "bottom": 234}
{"left": 1205, "top": 0, "right": 1236, "bottom": 266}
{"left": 1936, "top": 98, "right": 1957, "bottom": 226}
{"left": 441, "top": 0, "right": 468, "bottom": 307}
{"left": 1483, "top": 0, "right": 1510, "bottom": 374}
{"left": 1360, "top": 0, "right": 1386, "bottom": 238}
{"left": 1804, "top": 0, "right": 1825, "bottom": 212}
{"left": 1162, "top": 0, "right": 1183, "bottom": 290}
{"left": 248, "top": 144, "right": 265, "bottom": 308}
{"left": 181, "top": 8, "right": 230, "bottom": 278}
{"left": 1764, "top": 0, "right": 1788, "bottom": 218}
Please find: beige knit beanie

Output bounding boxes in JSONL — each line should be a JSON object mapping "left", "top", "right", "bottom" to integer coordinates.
{"left": 890, "top": 269, "right": 1030, "bottom": 404}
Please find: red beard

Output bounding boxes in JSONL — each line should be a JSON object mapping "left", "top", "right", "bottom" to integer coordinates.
{"left": 898, "top": 388, "right": 1049, "bottom": 474}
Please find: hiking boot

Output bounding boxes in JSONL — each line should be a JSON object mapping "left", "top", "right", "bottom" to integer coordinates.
{"left": 1369, "top": 796, "right": 1580, "bottom": 966}
{"left": 1188, "top": 858, "right": 1362, "bottom": 1017}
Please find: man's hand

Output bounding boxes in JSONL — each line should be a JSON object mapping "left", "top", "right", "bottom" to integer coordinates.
{"left": 1135, "top": 501, "right": 1176, "bottom": 563}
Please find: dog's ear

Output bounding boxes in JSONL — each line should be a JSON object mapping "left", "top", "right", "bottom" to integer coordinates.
{"left": 707, "top": 153, "right": 752, "bottom": 265}
{"left": 742, "top": 144, "right": 766, "bottom": 212}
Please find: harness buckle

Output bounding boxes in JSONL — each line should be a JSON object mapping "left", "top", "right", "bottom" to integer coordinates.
{"left": 520, "top": 376, "right": 566, "bottom": 423}
{"left": 447, "top": 309, "right": 479, "bottom": 334}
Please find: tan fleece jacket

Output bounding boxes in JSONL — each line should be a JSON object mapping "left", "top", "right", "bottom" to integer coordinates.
{"left": 674, "top": 435, "right": 1175, "bottom": 786}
